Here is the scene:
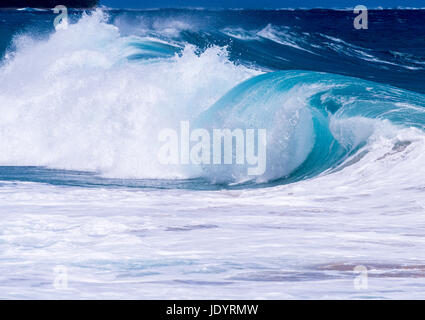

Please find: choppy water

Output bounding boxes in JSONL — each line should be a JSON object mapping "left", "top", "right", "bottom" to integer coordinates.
{"left": 1, "top": 8, "right": 425, "bottom": 299}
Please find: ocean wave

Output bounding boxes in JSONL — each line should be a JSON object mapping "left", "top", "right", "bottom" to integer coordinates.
{"left": 0, "top": 10, "right": 258, "bottom": 180}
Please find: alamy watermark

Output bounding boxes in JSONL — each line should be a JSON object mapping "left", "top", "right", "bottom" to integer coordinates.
{"left": 53, "top": 265, "right": 68, "bottom": 290}
{"left": 354, "top": 5, "right": 368, "bottom": 30}
{"left": 158, "top": 121, "right": 267, "bottom": 176}
{"left": 353, "top": 265, "right": 368, "bottom": 290}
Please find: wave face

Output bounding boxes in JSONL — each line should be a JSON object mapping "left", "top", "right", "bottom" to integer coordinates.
{"left": 0, "top": 9, "right": 425, "bottom": 187}
{"left": 196, "top": 71, "right": 425, "bottom": 185}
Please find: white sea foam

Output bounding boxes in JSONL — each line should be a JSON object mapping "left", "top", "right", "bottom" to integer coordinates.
{"left": 2, "top": 9, "right": 425, "bottom": 300}
{"left": 1, "top": 123, "right": 425, "bottom": 299}
{"left": 257, "top": 24, "right": 317, "bottom": 55}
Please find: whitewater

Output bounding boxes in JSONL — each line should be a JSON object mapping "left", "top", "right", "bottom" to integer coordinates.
{"left": 0, "top": 8, "right": 425, "bottom": 299}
